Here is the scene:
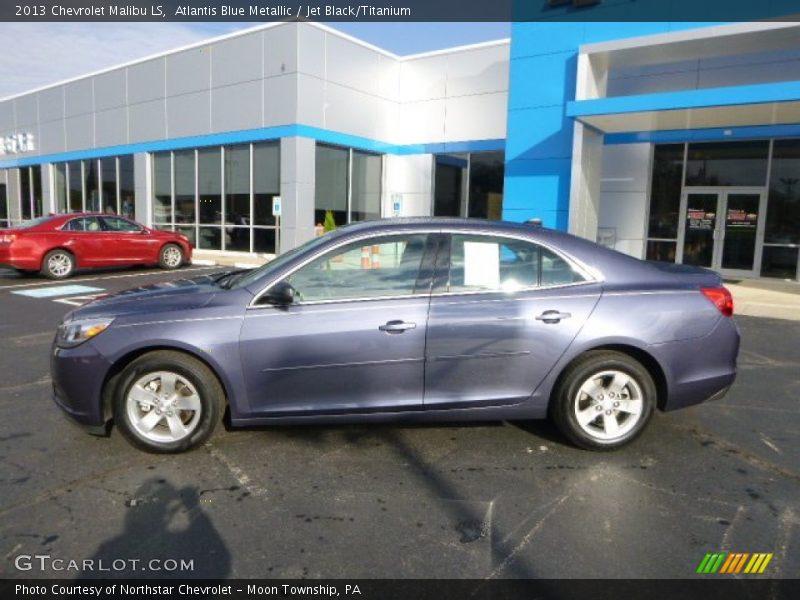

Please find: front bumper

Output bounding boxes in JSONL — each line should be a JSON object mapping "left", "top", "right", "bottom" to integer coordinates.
{"left": 50, "top": 340, "right": 112, "bottom": 432}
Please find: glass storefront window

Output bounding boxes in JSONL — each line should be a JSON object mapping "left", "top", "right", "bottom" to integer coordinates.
{"left": 19, "top": 168, "right": 31, "bottom": 220}
{"left": 54, "top": 164, "right": 68, "bottom": 213}
{"left": 253, "top": 142, "right": 280, "bottom": 253}
{"left": 433, "top": 151, "right": 505, "bottom": 219}
{"left": 68, "top": 161, "right": 82, "bottom": 212}
{"left": 198, "top": 148, "right": 222, "bottom": 228}
{"left": 84, "top": 160, "right": 100, "bottom": 212}
{"left": 315, "top": 144, "right": 349, "bottom": 227}
{"left": 646, "top": 240, "right": 677, "bottom": 263}
{"left": 31, "top": 166, "right": 42, "bottom": 218}
{"left": 119, "top": 155, "right": 135, "bottom": 218}
{"left": 761, "top": 246, "right": 799, "bottom": 279}
{"left": 101, "top": 158, "right": 117, "bottom": 213}
{"left": 152, "top": 143, "right": 279, "bottom": 253}
{"left": 648, "top": 144, "right": 683, "bottom": 240}
{"left": 685, "top": 141, "right": 769, "bottom": 187}
{"left": 174, "top": 151, "right": 196, "bottom": 229}
{"left": 351, "top": 150, "right": 382, "bottom": 222}
{"left": 765, "top": 139, "right": 800, "bottom": 245}
{"left": 434, "top": 154, "right": 467, "bottom": 217}
{"left": 224, "top": 145, "right": 251, "bottom": 253}
{"left": 0, "top": 173, "right": 8, "bottom": 227}
{"left": 468, "top": 151, "right": 505, "bottom": 220}
{"left": 253, "top": 142, "right": 279, "bottom": 228}
{"left": 152, "top": 153, "right": 172, "bottom": 226}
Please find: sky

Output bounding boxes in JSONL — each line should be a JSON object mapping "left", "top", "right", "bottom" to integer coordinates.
{"left": 0, "top": 22, "right": 510, "bottom": 99}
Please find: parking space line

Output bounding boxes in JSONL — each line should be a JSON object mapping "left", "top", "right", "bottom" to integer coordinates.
{"left": 12, "top": 284, "right": 104, "bottom": 298}
{"left": 53, "top": 294, "right": 105, "bottom": 306}
{"left": 0, "top": 266, "right": 220, "bottom": 291}
{"left": 206, "top": 444, "right": 268, "bottom": 499}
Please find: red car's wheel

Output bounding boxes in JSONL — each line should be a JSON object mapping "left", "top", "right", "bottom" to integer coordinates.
{"left": 41, "top": 249, "right": 75, "bottom": 279}
{"left": 159, "top": 244, "right": 184, "bottom": 270}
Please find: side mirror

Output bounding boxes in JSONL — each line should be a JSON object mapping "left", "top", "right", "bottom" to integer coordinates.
{"left": 261, "top": 281, "right": 295, "bottom": 306}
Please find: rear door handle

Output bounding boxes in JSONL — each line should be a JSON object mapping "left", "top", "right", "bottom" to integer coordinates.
{"left": 379, "top": 320, "right": 417, "bottom": 334}
{"left": 535, "top": 310, "right": 571, "bottom": 324}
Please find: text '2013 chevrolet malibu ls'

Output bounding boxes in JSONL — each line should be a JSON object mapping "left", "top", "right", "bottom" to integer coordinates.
{"left": 51, "top": 218, "right": 739, "bottom": 453}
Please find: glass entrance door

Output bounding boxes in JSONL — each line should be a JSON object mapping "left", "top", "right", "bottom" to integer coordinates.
{"left": 679, "top": 189, "right": 766, "bottom": 276}
{"left": 681, "top": 193, "right": 719, "bottom": 268}
{"left": 720, "top": 193, "right": 761, "bottom": 272}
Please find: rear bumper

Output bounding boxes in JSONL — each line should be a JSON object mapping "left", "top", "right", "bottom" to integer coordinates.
{"left": 50, "top": 341, "right": 111, "bottom": 431}
{"left": 0, "top": 246, "right": 39, "bottom": 271}
{"left": 653, "top": 316, "right": 740, "bottom": 412}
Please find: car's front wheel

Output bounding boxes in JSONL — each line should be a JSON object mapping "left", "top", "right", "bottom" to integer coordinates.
{"left": 113, "top": 351, "right": 224, "bottom": 453}
{"left": 41, "top": 249, "right": 75, "bottom": 279}
{"left": 551, "top": 351, "right": 655, "bottom": 450}
{"left": 158, "top": 243, "right": 184, "bottom": 270}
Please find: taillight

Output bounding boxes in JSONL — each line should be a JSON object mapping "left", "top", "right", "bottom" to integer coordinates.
{"left": 701, "top": 287, "right": 734, "bottom": 317}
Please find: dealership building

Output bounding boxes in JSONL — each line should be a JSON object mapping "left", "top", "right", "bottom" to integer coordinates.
{"left": 1, "top": 20, "right": 799, "bottom": 280}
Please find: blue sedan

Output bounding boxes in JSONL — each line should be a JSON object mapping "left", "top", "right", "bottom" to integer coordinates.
{"left": 51, "top": 218, "right": 739, "bottom": 453}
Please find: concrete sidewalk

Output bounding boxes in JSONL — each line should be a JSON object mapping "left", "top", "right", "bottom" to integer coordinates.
{"left": 726, "top": 281, "right": 800, "bottom": 321}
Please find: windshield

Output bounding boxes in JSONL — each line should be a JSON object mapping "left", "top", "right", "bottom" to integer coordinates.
{"left": 229, "top": 233, "right": 333, "bottom": 289}
{"left": 13, "top": 215, "right": 57, "bottom": 229}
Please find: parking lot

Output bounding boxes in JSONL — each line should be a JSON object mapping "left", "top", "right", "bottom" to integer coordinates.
{"left": 0, "top": 265, "right": 798, "bottom": 580}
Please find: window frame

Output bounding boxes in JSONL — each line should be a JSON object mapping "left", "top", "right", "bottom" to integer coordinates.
{"left": 248, "top": 230, "right": 442, "bottom": 309}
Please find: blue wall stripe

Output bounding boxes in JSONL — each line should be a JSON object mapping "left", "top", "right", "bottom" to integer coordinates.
{"left": 605, "top": 123, "right": 800, "bottom": 145}
{"left": 0, "top": 124, "right": 505, "bottom": 169}
{"left": 567, "top": 80, "right": 800, "bottom": 118}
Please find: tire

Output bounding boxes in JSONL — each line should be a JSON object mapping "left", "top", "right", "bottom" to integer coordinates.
{"left": 41, "top": 249, "right": 75, "bottom": 279}
{"left": 158, "top": 243, "right": 184, "bottom": 270}
{"left": 550, "top": 351, "right": 656, "bottom": 451}
{"left": 113, "top": 351, "right": 224, "bottom": 454}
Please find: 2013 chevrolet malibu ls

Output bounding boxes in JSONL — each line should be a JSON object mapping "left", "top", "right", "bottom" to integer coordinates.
{"left": 51, "top": 218, "right": 739, "bottom": 453}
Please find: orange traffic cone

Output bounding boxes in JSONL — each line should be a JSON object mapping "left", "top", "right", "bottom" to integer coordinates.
{"left": 361, "top": 246, "right": 371, "bottom": 269}
{"left": 371, "top": 245, "right": 381, "bottom": 269}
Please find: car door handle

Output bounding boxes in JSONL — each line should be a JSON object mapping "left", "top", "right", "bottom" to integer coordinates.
{"left": 379, "top": 320, "right": 417, "bottom": 334}
{"left": 535, "top": 310, "right": 571, "bottom": 324}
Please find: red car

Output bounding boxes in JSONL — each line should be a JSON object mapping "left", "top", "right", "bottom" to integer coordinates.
{"left": 0, "top": 213, "right": 193, "bottom": 279}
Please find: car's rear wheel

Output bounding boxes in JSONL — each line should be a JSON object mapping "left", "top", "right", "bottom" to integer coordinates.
{"left": 551, "top": 351, "right": 655, "bottom": 450}
{"left": 41, "top": 249, "right": 75, "bottom": 279}
{"left": 158, "top": 243, "right": 184, "bottom": 270}
{"left": 113, "top": 351, "right": 224, "bottom": 454}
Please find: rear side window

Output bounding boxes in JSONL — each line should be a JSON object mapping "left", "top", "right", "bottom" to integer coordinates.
{"left": 101, "top": 217, "right": 141, "bottom": 232}
{"left": 63, "top": 217, "right": 102, "bottom": 232}
{"left": 446, "top": 234, "right": 585, "bottom": 293}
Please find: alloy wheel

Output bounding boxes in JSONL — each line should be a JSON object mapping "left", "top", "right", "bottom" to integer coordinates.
{"left": 126, "top": 371, "right": 202, "bottom": 443}
{"left": 572, "top": 369, "right": 644, "bottom": 441}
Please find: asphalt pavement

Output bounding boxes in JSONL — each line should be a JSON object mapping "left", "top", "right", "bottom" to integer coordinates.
{"left": 0, "top": 265, "right": 798, "bottom": 580}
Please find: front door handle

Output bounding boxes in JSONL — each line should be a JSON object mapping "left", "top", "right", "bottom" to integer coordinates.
{"left": 535, "top": 310, "right": 571, "bottom": 324}
{"left": 379, "top": 320, "right": 417, "bottom": 334}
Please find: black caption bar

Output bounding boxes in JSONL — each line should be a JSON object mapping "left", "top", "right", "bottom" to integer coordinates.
{"left": 3, "top": 0, "right": 800, "bottom": 22}
{"left": 2, "top": 579, "right": 800, "bottom": 600}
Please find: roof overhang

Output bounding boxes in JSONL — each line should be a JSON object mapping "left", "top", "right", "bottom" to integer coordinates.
{"left": 566, "top": 81, "right": 800, "bottom": 134}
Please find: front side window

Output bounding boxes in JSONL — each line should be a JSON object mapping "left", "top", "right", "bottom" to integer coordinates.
{"left": 63, "top": 217, "right": 102, "bottom": 232}
{"left": 446, "top": 235, "right": 585, "bottom": 293}
{"left": 285, "top": 234, "right": 429, "bottom": 303}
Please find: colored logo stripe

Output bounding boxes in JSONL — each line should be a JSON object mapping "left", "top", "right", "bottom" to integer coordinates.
{"left": 697, "top": 552, "right": 773, "bottom": 574}
{"left": 697, "top": 553, "right": 726, "bottom": 573}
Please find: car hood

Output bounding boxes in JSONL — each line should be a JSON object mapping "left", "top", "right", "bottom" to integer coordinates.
{"left": 66, "top": 272, "right": 228, "bottom": 320}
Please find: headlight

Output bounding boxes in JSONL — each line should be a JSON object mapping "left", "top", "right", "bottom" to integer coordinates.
{"left": 56, "top": 317, "right": 114, "bottom": 348}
